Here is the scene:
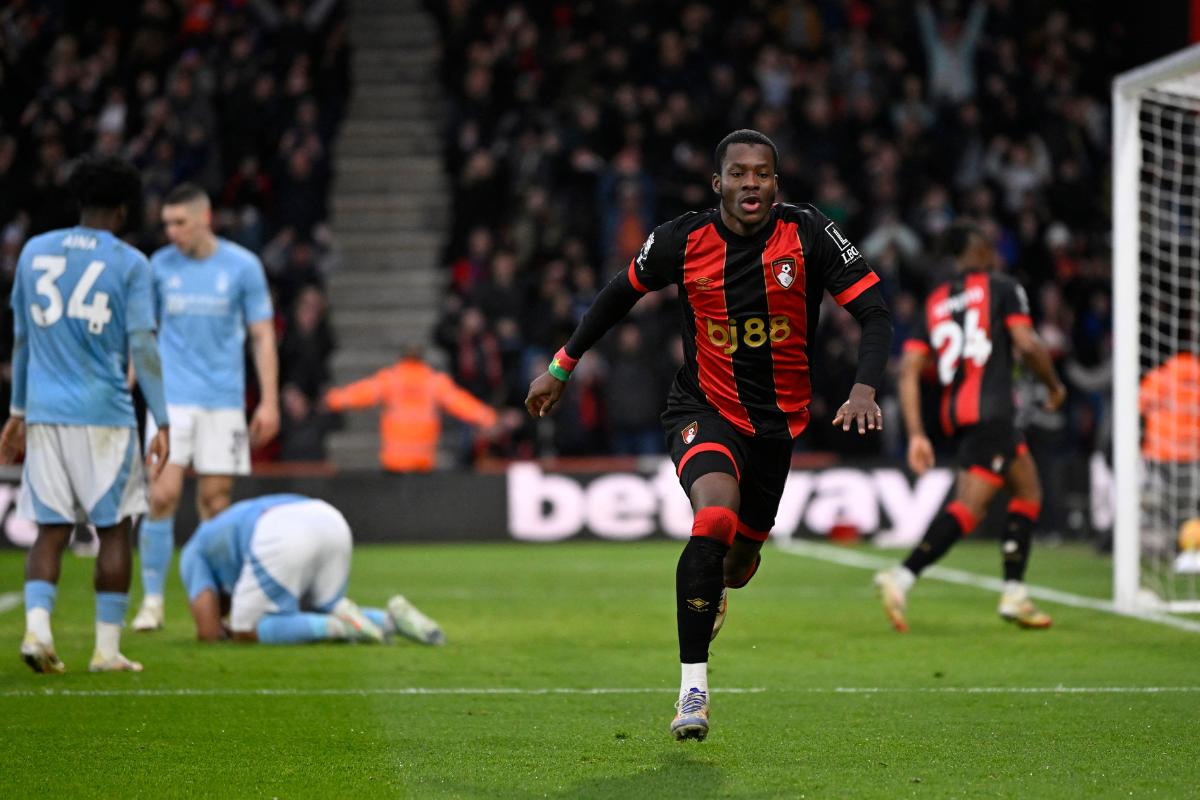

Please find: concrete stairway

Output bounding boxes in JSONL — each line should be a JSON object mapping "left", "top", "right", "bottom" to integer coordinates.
{"left": 327, "top": 0, "right": 447, "bottom": 468}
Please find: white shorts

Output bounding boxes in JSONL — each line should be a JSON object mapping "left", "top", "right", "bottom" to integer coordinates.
{"left": 229, "top": 499, "right": 352, "bottom": 633}
{"left": 147, "top": 404, "right": 250, "bottom": 475}
{"left": 18, "top": 424, "right": 148, "bottom": 527}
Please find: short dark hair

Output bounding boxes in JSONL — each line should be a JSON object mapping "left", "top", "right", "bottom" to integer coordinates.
{"left": 942, "top": 220, "right": 984, "bottom": 259}
{"left": 67, "top": 156, "right": 142, "bottom": 214}
{"left": 163, "top": 182, "right": 209, "bottom": 206}
{"left": 713, "top": 129, "right": 779, "bottom": 174}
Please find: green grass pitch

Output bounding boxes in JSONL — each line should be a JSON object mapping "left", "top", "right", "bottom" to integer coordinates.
{"left": 1, "top": 538, "right": 1198, "bottom": 798}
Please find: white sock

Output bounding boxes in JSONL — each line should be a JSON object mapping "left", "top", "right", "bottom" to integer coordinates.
{"left": 894, "top": 566, "right": 916, "bottom": 593}
{"left": 27, "top": 607, "right": 53, "bottom": 644}
{"left": 1002, "top": 580, "right": 1025, "bottom": 598}
{"left": 679, "top": 662, "right": 708, "bottom": 702}
{"left": 142, "top": 594, "right": 164, "bottom": 608}
{"left": 95, "top": 621, "right": 122, "bottom": 659}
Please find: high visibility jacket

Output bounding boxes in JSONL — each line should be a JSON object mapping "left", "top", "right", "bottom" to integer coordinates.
{"left": 1140, "top": 353, "right": 1200, "bottom": 463}
{"left": 325, "top": 360, "right": 498, "bottom": 472}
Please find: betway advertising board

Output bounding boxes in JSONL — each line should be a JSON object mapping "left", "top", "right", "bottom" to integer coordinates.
{"left": 507, "top": 461, "right": 954, "bottom": 546}
{"left": 0, "top": 455, "right": 1111, "bottom": 547}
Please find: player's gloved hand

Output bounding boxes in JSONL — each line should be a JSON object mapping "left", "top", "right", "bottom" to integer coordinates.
{"left": 1044, "top": 381, "right": 1067, "bottom": 412}
{"left": 146, "top": 426, "right": 170, "bottom": 481}
{"left": 525, "top": 372, "right": 566, "bottom": 418}
{"left": 0, "top": 416, "right": 25, "bottom": 463}
{"left": 832, "top": 383, "right": 883, "bottom": 435}
{"left": 907, "top": 434, "right": 935, "bottom": 475}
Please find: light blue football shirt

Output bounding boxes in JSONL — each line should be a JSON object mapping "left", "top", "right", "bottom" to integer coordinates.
{"left": 179, "top": 493, "right": 310, "bottom": 600}
{"left": 151, "top": 238, "right": 273, "bottom": 409}
{"left": 11, "top": 226, "right": 156, "bottom": 427}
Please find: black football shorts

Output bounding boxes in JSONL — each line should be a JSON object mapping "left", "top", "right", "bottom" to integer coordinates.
{"left": 663, "top": 402, "right": 794, "bottom": 536}
{"left": 954, "top": 420, "right": 1029, "bottom": 488}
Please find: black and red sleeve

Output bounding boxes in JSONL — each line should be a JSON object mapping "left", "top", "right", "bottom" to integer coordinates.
{"left": 797, "top": 205, "right": 892, "bottom": 389}
{"left": 558, "top": 219, "right": 684, "bottom": 365}
{"left": 996, "top": 275, "right": 1033, "bottom": 330}
{"left": 903, "top": 300, "right": 932, "bottom": 358}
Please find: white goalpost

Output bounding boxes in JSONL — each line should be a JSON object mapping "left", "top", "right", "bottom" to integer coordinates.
{"left": 1113, "top": 44, "right": 1200, "bottom": 614}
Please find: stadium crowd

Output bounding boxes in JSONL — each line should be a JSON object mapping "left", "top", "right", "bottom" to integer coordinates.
{"left": 429, "top": 0, "right": 1118, "bottom": 475}
{"left": 0, "top": 0, "right": 348, "bottom": 461}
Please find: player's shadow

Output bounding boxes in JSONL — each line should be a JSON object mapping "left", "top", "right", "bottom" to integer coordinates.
{"left": 554, "top": 750, "right": 727, "bottom": 799}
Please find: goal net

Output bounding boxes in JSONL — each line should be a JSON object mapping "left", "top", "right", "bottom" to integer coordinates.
{"left": 1113, "top": 45, "right": 1200, "bottom": 614}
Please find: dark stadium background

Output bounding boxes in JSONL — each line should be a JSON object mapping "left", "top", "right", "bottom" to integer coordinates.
{"left": 0, "top": 0, "right": 1194, "bottom": 544}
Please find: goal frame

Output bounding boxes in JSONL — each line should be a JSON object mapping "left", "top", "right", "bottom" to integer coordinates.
{"left": 1112, "top": 44, "right": 1200, "bottom": 614}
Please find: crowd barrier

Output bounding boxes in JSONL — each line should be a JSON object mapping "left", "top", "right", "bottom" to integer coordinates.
{"left": 0, "top": 454, "right": 1113, "bottom": 549}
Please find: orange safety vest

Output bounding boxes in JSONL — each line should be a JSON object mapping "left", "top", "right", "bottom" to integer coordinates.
{"left": 1140, "top": 353, "right": 1200, "bottom": 463}
{"left": 325, "top": 360, "right": 498, "bottom": 472}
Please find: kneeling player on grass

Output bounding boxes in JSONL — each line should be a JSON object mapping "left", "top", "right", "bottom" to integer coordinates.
{"left": 874, "top": 222, "right": 1066, "bottom": 631}
{"left": 525, "top": 130, "right": 891, "bottom": 741}
{"left": 180, "top": 494, "right": 444, "bottom": 645}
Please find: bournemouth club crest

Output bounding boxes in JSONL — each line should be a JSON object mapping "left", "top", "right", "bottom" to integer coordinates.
{"left": 682, "top": 421, "right": 699, "bottom": 445}
{"left": 771, "top": 257, "right": 797, "bottom": 289}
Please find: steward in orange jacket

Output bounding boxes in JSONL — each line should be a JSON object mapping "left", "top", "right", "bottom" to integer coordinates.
{"left": 1140, "top": 351, "right": 1200, "bottom": 463}
{"left": 325, "top": 350, "right": 498, "bottom": 472}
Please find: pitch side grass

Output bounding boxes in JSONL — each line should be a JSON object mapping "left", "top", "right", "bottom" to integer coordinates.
{"left": 1, "top": 539, "right": 1197, "bottom": 798}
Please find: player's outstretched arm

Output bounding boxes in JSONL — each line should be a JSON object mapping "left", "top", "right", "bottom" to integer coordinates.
{"left": 524, "top": 268, "right": 644, "bottom": 418}
{"left": 1010, "top": 323, "right": 1067, "bottom": 411}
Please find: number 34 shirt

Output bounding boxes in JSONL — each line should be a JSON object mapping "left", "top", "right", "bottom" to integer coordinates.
{"left": 11, "top": 226, "right": 156, "bottom": 428}
{"left": 903, "top": 270, "right": 1033, "bottom": 436}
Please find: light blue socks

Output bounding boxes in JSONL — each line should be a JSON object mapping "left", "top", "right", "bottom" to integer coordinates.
{"left": 25, "top": 579, "right": 56, "bottom": 612}
{"left": 139, "top": 517, "right": 174, "bottom": 596}
{"left": 257, "top": 613, "right": 338, "bottom": 644}
{"left": 96, "top": 592, "right": 129, "bottom": 625}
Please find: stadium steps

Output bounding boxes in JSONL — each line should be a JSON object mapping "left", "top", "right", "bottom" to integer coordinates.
{"left": 327, "top": 0, "right": 448, "bottom": 471}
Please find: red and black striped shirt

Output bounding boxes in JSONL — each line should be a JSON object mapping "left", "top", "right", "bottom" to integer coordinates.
{"left": 903, "top": 270, "right": 1033, "bottom": 435}
{"left": 562, "top": 203, "right": 890, "bottom": 439}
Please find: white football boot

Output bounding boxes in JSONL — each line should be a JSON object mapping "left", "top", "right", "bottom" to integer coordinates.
{"left": 332, "top": 597, "right": 386, "bottom": 643}
{"left": 21, "top": 632, "right": 65, "bottom": 674}
{"left": 387, "top": 595, "right": 445, "bottom": 645}
{"left": 131, "top": 596, "right": 164, "bottom": 632}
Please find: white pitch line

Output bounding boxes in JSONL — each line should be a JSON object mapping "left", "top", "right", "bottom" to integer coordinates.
{"left": 775, "top": 539, "right": 1200, "bottom": 634}
{"left": 0, "top": 687, "right": 765, "bottom": 699}
{"left": 3, "top": 686, "right": 1199, "bottom": 699}
{"left": 0, "top": 592, "right": 20, "bottom": 615}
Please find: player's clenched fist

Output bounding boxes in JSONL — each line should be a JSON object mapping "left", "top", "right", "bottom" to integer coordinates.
{"left": 525, "top": 372, "right": 566, "bottom": 418}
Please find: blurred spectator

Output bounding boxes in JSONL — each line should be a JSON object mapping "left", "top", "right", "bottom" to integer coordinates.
{"left": 431, "top": 1, "right": 1124, "bottom": 464}
{"left": 0, "top": 0, "right": 350, "bottom": 461}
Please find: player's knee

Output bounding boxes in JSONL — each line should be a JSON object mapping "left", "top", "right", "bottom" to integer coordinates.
{"left": 149, "top": 483, "right": 181, "bottom": 518}
{"left": 197, "top": 494, "right": 230, "bottom": 521}
{"left": 196, "top": 485, "right": 232, "bottom": 520}
{"left": 1015, "top": 485, "right": 1042, "bottom": 508}
{"left": 689, "top": 472, "right": 740, "bottom": 513}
